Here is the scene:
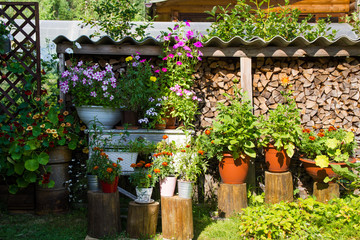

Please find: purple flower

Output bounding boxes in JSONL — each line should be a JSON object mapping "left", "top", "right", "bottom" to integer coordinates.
{"left": 174, "top": 36, "right": 180, "bottom": 42}
{"left": 185, "top": 21, "right": 190, "bottom": 27}
{"left": 71, "top": 75, "right": 78, "bottom": 82}
{"left": 136, "top": 51, "right": 140, "bottom": 55}
{"left": 59, "top": 81, "right": 69, "bottom": 93}
{"left": 176, "top": 61, "right": 182, "bottom": 66}
{"left": 61, "top": 70, "right": 70, "bottom": 78}
{"left": 162, "top": 68, "right": 167, "bottom": 72}
{"left": 186, "top": 53, "right": 193, "bottom": 58}
{"left": 174, "top": 25, "right": 179, "bottom": 30}
{"left": 176, "top": 92, "right": 183, "bottom": 96}
{"left": 194, "top": 41, "right": 203, "bottom": 48}
{"left": 198, "top": 50, "right": 203, "bottom": 56}
{"left": 135, "top": 55, "right": 140, "bottom": 60}
{"left": 105, "top": 64, "right": 112, "bottom": 72}
{"left": 197, "top": 56, "right": 202, "bottom": 61}
{"left": 77, "top": 61, "right": 83, "bottom": 67}
{"left": 177, "top": 52, "right": 182, "bottom": 56}
{"left": 155, "top": 69, "right": 160, "bottom": 73}
{"left": 110, "top": 95, "right": 114, "bottom": 101}
{"left": 178, "top": 41, "right": 185, "bottom": 47}
{"left": 164, "top": 36, "right": 170, "bottom": 41}
{"left": 149, "top": 97, "right": 155, "bottom": 102}
{"left": 168, "top": 54, "right": 174, "bottom": 58}
{"left": 140, "top": 59, "right": 146, "bottom": 63}
{"left": 163, "top": 56, "right": 168, "bottom": 60}
{"left": 186, "top": 30, "right": 194, "bottom": 39}
{"left": 183, "top": 45, "right": 191, "bottom": 52}
{"left": 90, "top": 91, "right": 97, "bottom": 97}
{"left": 132, "top": 62, "right": 139, "bottom": 67}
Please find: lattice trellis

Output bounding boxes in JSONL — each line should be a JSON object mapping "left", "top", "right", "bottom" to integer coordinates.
{"left": 0, "top": 2, "right": 41, "bottom": 119}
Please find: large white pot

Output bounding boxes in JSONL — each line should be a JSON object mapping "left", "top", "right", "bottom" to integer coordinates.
{"left": 135, "top": 187, "right": 153, "bottom": 203}
{"left": 76, "top": 105, "right": 121, "bottom": 129}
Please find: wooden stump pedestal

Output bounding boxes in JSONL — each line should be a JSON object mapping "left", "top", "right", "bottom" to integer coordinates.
{"left": 218, "top": 183, "right": 247, "bottom": 218}
{"left": 265, "top": 171, "right": 293, "bottom": 204}
{"left": 313, "top": 182, "right": 339, "bottom": 203}
{"left": 161, "top": 196, "right": 193, "bottom": 240}
{"left": 126, "top": 201, "right": 159, "bottom": 239}
{"left": 87, "top": 191, "right": 121, "bottom": 238}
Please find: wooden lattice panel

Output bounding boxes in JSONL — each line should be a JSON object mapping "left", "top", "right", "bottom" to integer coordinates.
{"left": 0, "top": 2, "right": 41, "bottom": 119}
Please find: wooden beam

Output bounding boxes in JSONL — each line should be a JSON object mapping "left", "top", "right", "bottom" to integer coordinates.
{"left": 56, "top": 43, "right": 360, "bottom": 58}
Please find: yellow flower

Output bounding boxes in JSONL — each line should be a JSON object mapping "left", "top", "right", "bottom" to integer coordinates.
{"left": 51, "top": 129, "right": 57, "bottom": 133}
{"left": 61, "top": 123, "right": 65, "bottom": 127}
{"left": 125, "top": 56, "right": 133, "bottom": 62}
{"left": 63, "top": 111, "right": 69, "bottom": 116}
{"left": 150, "top": 76, "right": 157, "bottom": 82}
{"left": 52, "top": 133, "right": 58, "bottom": 138}
{"left": 80, "top": 126, "right": 86, "bottom": 131}
{"left": 46, "top": 128, "right": 52, "bottom": 133}
{"left": 83, "top": 148, "right": 89, "bottom": 154}
{"left": 32, "top": 114, "right": 40, "bottom": 119}
{"left": 40, "top": 124, "right": 45, "bottom": 128}
{"left": 26, "top": 126, "right": 33, "bottom": 131}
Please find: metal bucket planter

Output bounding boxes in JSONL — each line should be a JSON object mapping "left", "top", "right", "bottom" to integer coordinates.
{"left": 177, "top": 180, "right": 193, "bottom": 199}
{"left": 87, "top": 174, "right": 100, "bottom": 191}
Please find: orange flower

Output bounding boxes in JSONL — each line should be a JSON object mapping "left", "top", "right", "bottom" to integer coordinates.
{"left": 145, "top": 163, "right": 151, "bottom": 168}
{"left": 328, "top": 126, "right": 336, "bottom": 132}
{"left": 319, "top": 129, "right": 324, "bottom": 133}
{"left": 281, "top": 77, "right": 289, "bottom": 85}
{"left": 211, "top": 140, "right": 214, "bottom": 144}
{"left": 112, "top": 163, "right": 117, "bottom": 167}
{"left": 140, "top": 160, "right": 145, "bottom": 164}
{"left": 148, "top": 174, "right": 152, "bottom": 178}
{"left": 336, "top": 126, "right": 340, "bottom": 129}
{"left": 302, "top": 128, "right": 310, "bottom": 133}
{"left": 205, "top": 129, "right": 211, "bottom": 135}
{"left": 130, "top": 163, "right": 136, "bottom": 168}
{"left": 181, "top": 149, "right": 186, "bottom": 152}
{"left": 136, "top": 163, "right": 143, "bottom": 167}
{"left": 58, "top": 99, "right": 64, "bottom": 103}
{"left": 63, "top": 111, "right": 69, "bottom": 116}
{"left": 351, "top": 128, "right": 355, "bottom": 132}
{"left": 93, "top": 166, "right": 99, "bottom": 170}
{"left": 93, "top": 147, "right": 99, "bottom": 151}
{"left": 198, "top": 150, "right": 205, "bottom": 155}
{"left": 154, "top": 168, "right": 160, "bottom": 173}
{"left": 100, "top": 152, "right": 107, "bottom": 156}
{"left": 106, "top": 167, "right": 113, "bottom": 173}
{"left": 309, "top": 136, "right": 316, "bottom": 141}
{"left": 186, "top": 144, "right": 190, "bottom": 148}
{"left": 118, "top": 157, "right": 123, "bottom": 161}
{"left": 162, "top": 135, "right": 168, "bottom": 139}
{"left": 162, "top": 162, "right": 168, "bottom": 167}
{"left": 317, "top": 132, "right": 325, "bottom": 137}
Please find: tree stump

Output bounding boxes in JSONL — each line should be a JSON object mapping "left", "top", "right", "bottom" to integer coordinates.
{"left": 161, "top": 196, "right": 193, "bottom": 240}
{"left": 87, "top": 191, "right": 121, "bottom": 238}
{"left": 265, "top": 171, "right": 293, "bottom": 204}
{"left": 313, "top": 182, "right": 339, "bottom": 203}
{"left": 126, "top": 201, "right": 159, "bottom": 239}
{"left": 218, "top": 183, "right": 247, "bottom": 218}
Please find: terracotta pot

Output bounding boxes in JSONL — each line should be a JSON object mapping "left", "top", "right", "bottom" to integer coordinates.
{"left": 219, "top": 153, "right": 250, "bottom": 184}
{"left": 299, "top": 157, "right": 355, "bottom": 182}
{"left": 155, "top": 123, "right": 166, "bottom": 130}
{"left": 165, "top": 117, "right": 176, "bottom": 129}
{"left": 122, "top": 110, "right": 138, "bottom": 128}
{"left": 100, "top": 176, "right": 119, "bottom": 193}
{"left": 264, "top": 144, "right": 291, "bottom": 173}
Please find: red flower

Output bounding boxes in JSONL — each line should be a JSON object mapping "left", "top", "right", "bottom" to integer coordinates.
{"left": 154, "top": 168, "right": 160, "bottom": 173}
{"left": 118, "top": 157, "right": 123, "bottom": 161}
{"left": 309, "top": 136, "right": 316, "bottom": 141}
{"left": 328, "top": 126, "right": 336, "bottom": 132}
{"left": 112, "top": 163, "right": 117, "bottom": 167}
{"left": 130, "top": 163, "right": 136, "bottom": 168}
{"left": 162, "top": 135, "right": 168, "bottom": 140}
{"left": 136, "top": 163, "right": 143, "bottom": 168}
{"left": 302, "top": 128, "right": 311, "bottom": 133}
{"left": 181, "top": 149, "right": 186, "bottom": 152}
{"left": 24, "top": 90, "right": 32, "bottom": 96}
{"left": 317, "top": 132, "right": 325, "bottom": 137}
{"left": 148, "top": 174, "right": 152, "bottom": 178}
{"left": 9, "top": 137, "right": 14, "bottom": 142}
{"left": 205, "top": 129, "right": 211, "bottom": 135}
{"left": 49, "top": 141, "right": 55, "bottom": 148}
{"left": 93, "top": 166, "right": 99, "bottom": 170}
{"left": 106, "top": 168, "right": 113, "bottom": 173}
{"left": 58, "top": 114, "right": 64, "bottom": 122}
{"left": 186, "top": 144, "right": 190, "bottom": 148}
{"left": 198, "top": 150, "right": 205, "bottom": 155}
{"left": 162, "top": 162, "right": 168, "bottom": 167}
{"left": 145, "top": 163, "right": 151, "bottom": 168}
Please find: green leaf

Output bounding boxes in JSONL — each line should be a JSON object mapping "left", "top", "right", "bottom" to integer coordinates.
{"left": 48, "top": 108, "right": 59, "bottom": 124}
{"left": 68, "top": 140, "right": 77, "bottom": 150}
{"left": 16, "top": 177, "right": 29, "bottom": 188}
{"left": 32, "top": 125, "right": 41, "bottom": 137}
{"left": 323, "top": 176, "right": 333, "bottom": 183}
{"left": 315, "top": 155, "right": 329, "bottom": 168}
{"left": 24, "top": 159, "right": 39, "bottom": 171}
{"left": 244, "top": 148, "right": 256, "bottom": 158}
{"left": 14, "top": 163, "right": 24, "bottom": 175}
{"left": 325, "top": 138, "right": 339, "bottom": 149}
{"left": 37, "top": 152, "right": 49, "bottom": 165}
{"left": 11, "top": 152, "right": 22, "bottom": 160}
{"left": 8, "top": 185, "right": 18, "bottom": 194}
{"left": 47, "top": 180, "right": 55, "bottom": 188}
{"left": 24, "top": 171, "right": 37, "bottom": 183}
{"left": 244, "top": 140, "right": 255, "bottom": 149}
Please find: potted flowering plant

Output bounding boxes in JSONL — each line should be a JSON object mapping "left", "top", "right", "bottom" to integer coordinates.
{"left": 59, "top": 60, "right": 122, "bottom": 129}
{"left": 118, "top": 53, "right": 159, "bottom": 127}
{"left": 298, "top": 126, "right": 358, "bottom": 182}
{"left": 129, "top": 161, "right": 157, "bottom": 203}
{"left": 0, "top": 20, "right": 11, "bottom": 53}
{"left": 138, "top": 97, "right": 167, "bottom": 129}
{"left": 0, "top": 88, "right": 84, "bottom": 193}
{"left": 198, "top": 84, "right": 260, "bottom": 184}
{"left": 173, "top": 137, "right": 208, "bottom": 199}
{"left": 152, "top": 136, "right": 178, "bottom": 197}
{"left": 88, "top": 147, "right": 122, "bottom": 193}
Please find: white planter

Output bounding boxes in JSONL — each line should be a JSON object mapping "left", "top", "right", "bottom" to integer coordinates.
{"left": 135, "top": 187, "right": 153, "bottom": 203}
{"left": 104, "top": 151, "right": 138, "bottom": 173}
{"left": 76, "top": 105, "right": 121, "bottom": 129}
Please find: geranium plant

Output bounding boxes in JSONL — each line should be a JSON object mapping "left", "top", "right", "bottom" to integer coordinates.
{"left": 198, "top": 84, "right": 260, "bottom": 161}
{"left": 88, "top": 147, "right": 122, "bottom": 183}
{"left": 129, "top": 160, "right": 157, "bottom": 188}
{"left": 258, "top": 78, "right": 302, "bottom": 158}
{"left": 299, "top": 126, "right": 358, "bottom": 168}
{"left": 59, "top": 60, "right": 121, "bottom": 108}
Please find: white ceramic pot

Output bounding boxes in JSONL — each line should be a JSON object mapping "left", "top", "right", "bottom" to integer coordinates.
{"left": 76, "top": 105, "right": 122, "bottom": 129}
{"left": 135, "top": 187, "right": 153, "bottom": 203}
{"left": 160, "top": 176, "right": 177, "bottom": 197}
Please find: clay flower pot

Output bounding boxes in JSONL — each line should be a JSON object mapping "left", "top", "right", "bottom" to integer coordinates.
{"left": 219, "top": 153, "right": 250, "bottom": 184}
{"left": 299, "top": 157, "right": 355, "bottom": 182}
{"left": 264, "top": 144, "right": 291, "bottom": 173}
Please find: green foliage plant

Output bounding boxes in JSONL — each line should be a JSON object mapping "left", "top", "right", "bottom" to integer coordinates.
{"left": 87, "top": 147, "right": 122, "bottom": 183}
{"left": 199, "top": 84, "right": 260, "bottom": 161}
{"left": 0, "top": 88, "right": 84, "bottom": 193}
{"left": 343, "top": 7, "right": 360, "bottom": 37}
{"left": 59, "top": 60, "right": 122, "bottom": 108}
{"left": 205, "top": 0, "right": 337, "bottom": 42}
{"left": 81, "top": 0, "right": 152, "bottom": 41}
{"left": 0, "top": 20, "right": 11, "bottom": 54}
{"left": 118, "top": 53, "right": 159, "bottom": 112}
{"left": 258, "top": 78, "right": 302, "bottom": 158}
{"left": 299, "top": 126, "right": 358, "bottom": 168}
{"left": 129, "top": 160, "right": 157, "bottom": 188}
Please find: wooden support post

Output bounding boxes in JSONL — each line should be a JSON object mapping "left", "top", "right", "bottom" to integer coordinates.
{"left": 87, "top": 191, "right": 121, "bottom": 239}
{"left": 265, "top": 171, "right": 293, "bottom": 204}
{"left": 313, "top": 182, "right": 339, "bottom": 203}
{"left": 218, "top": 183, "right": 247, "bottom": 218}
{"left": 126, "top": 201, "right": 160, "bottom": 239}
{"left": 161, "top": 196, "right": 193, "bottom": 240}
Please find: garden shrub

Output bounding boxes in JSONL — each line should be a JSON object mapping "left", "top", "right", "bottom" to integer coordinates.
{"left": 205, "top": 0, "right": 337, "bottom": 42}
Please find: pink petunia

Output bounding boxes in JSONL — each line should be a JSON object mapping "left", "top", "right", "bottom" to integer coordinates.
{"left": 183, "top": 46, "right": 191, "bottom": 52}
{"left": 174, "top": 36, "right": 180, "bottom": 42}
{"left": 186, "top": 53, "right": 193, "bottom": 58}
{"left": 194, "top": 41, "right": 203, "bottom": 48}
{"left": 185, "top": 21, "right": 190, "bottom": 27}
{"left": 176, "top": 61, "right": 182, "bottom": 66}
{"left": 140, "top": 59, "right": 146, "bottom": 63}
{"left": 155, "top": 69, "right": 160, "bottom": 73}
{"left": 186, "top": 30, "right": 194, "bottom": 39}
{"left": 163, "top": 56, "right": 168, "bottom": 60}
{"left": 168, "top": 54, "right": 174, "bottom": 58}
{"left": 162, "top": 68, "right": 167, "bottom": 72}
{"left": 174, "top": 25, "right": 179, "bottom": 30}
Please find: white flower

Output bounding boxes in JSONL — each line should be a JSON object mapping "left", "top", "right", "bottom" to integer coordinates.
{"left": 49, "top": 42, "right": 56, "bottom": 50}
{"left": 65, "top": 48, "right": 74, "bottom": 54}
{"left": 42, "top": 54, "right": 52, "bottom": 62}
{"left": 75, "top": 42, "right": 82, "bottom": 49}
